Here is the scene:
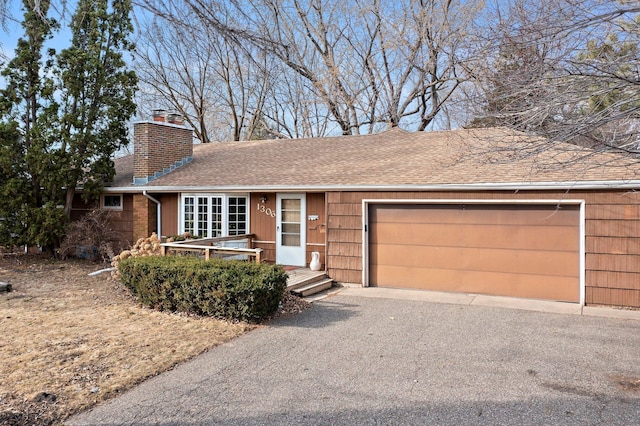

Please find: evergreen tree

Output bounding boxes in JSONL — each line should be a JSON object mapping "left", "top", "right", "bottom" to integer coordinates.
{"left": 0, "top": 0, "right": 62, "bottom": 248}
{"left": 0, "top": 121, "right": 29, "bottom": 243}
{"left": 0, "top": 0, "right": 137, "bottom": 250}
{"left": 578, "top": 34, "right": 639, "bottom": 116}
{"left": 55, "top": 0, "right": 137, "bottom": 218}
{"left": 467, "top": 42, "right": 554, "bottom": 129}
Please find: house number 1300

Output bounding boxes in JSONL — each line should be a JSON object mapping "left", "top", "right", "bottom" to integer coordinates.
{"left": 257, "top": 203, "right": 276, "bottom": 217}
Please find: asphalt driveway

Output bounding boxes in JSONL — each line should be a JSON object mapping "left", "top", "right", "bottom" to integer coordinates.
{"left": 68, "top": 293, "right": 640, "bottom": 425}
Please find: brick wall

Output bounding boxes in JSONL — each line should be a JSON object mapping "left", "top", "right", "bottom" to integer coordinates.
{"left": 133, "top": 120, "right": 193, "bottom": 185}
{"left": 132, "top": 194, "right": 157, "bottom": 241}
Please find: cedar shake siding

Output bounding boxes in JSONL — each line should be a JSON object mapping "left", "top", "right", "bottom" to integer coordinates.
{"left": 107, "top": 194, "right": 134, "bottom": 249}
{"left": 305, "top": 193, "right": 327, "bottom": 268}
{"left": 326, "top": 190, "right": 640, "bottom": 308}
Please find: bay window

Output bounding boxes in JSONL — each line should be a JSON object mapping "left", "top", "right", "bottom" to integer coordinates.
{"left": 181, "top": 194, "right": 247, "bottom": 237}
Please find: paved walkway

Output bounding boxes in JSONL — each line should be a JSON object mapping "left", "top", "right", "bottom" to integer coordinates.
{"left": 330, "top": 286, "right": 640, "bottom": 321}
{"left": 68, "top": 290, "right": 640, "bottom": 425}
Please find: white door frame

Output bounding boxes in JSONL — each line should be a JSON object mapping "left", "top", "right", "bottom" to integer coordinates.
{"left": 276, "top": 193, "right": 307, "bottom": 266}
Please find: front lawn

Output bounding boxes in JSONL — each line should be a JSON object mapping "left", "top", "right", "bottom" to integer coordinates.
{"left": 0, "top": 255, "right": 262, "bottom": 425}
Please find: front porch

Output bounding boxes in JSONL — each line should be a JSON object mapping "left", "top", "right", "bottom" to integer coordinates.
{"left": 158, "top": 234, "right": 333, "bottom": 298}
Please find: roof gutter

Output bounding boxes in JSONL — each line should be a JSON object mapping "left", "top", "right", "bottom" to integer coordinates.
{"left": 103, "top": 180, "right": 640, "bottom": 193}
{"left": 142, "top": 190, "right": 161, "bottom": 237}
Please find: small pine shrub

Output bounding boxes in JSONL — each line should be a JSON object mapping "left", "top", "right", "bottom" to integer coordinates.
{"left": 118, "top": 256, "right": 288, "bottom": 323}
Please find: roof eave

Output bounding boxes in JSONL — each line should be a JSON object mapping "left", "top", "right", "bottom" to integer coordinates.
{"left": 101, "top": 180, "right": 640, "bottom": 193}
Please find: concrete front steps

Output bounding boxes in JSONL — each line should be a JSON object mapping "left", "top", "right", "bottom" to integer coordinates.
{"left": 286, "top": 269, "right": 334, "bottom": 297}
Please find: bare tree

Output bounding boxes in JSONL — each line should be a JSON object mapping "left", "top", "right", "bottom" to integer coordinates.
{"left": 0, "top": 0, "right": 9, "bottom": 28}
{"left": 467, "top": 0, "right": 640, "bottom": 154}
{"left": 136, "top": 14, "right": 214, "bottom": 142}
{"left": 136, "top": 10, "right": 276, "bottom": 142}
{"left": 136, "top": 0, "right": 482, "bottom": 135}
{"left": 254, "top": 62, "right": 331, "bottom": 139}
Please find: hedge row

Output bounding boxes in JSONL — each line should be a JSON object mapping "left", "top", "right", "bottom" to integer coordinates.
{"left": 118, "top": 256, "right": 288, "bottom": 323}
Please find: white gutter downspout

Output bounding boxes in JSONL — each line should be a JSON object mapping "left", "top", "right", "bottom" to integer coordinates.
{"left": 142, "top": 191, "right": 161, "bottom": 237}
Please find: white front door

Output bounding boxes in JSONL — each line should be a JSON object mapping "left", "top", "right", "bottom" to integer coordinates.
{"left": 276, "top": 193, "right": 306, "bottom": 266}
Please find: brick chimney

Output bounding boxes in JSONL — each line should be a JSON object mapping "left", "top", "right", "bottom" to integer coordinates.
{"left": 133, "top": 112, "right": 193, "bottom": 185}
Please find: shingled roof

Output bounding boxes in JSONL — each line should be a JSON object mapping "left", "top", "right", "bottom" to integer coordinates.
{"left": 108, "top": 127, "right": 640, "bottom": 191}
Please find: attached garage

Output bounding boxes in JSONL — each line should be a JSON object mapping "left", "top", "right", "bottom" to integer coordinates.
{"left": 366, "top": 201, "right": 582, "bottom": 303}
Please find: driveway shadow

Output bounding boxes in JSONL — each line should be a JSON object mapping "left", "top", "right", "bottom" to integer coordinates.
{"left": 69, "top": 393, "right": 640, "bottom": 426}
{"left": 269, "top": 298, "right": 360, "bottom": 328}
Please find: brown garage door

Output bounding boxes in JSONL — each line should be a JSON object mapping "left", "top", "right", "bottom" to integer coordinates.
{"left": 369, "top": 204, "right": 580, "bottom": 302}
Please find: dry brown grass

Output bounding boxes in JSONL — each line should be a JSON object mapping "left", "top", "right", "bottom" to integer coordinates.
{"left": 0, "top": 254, "right": 256, "bottom": 425}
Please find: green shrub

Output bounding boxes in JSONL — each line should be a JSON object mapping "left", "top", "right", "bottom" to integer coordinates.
{"left": 118, "top": 256, "right": 288, "bottom": 323}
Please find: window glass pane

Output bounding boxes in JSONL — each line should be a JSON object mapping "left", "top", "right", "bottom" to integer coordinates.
{"left": 282, "top": 211, "right": 301, "bottom": 222}
{"left": 103, "top": 195, "right": 122, "bottom": 208}
{"left": 280, "top": 197, "right": 301, "bottom": 246}
{"left": 282, "top": 223, "right": 300, "bottom": 234}
{"left": 183, "top": 197, "right": 195, "bottom": 235}
{"left": 282, "top": 199, "right": 300, "bottom": 210}
{"left": 211, "top": 197, "right": 223, "bottom": 237}
{"left": 197, "top": 197, "right": 208, "bottom": 237}
{"left": 237, "top": 198, "right": 247, "bottom": 215}
{"left": 282, "top": 234, "right": 300, "bottom": 246}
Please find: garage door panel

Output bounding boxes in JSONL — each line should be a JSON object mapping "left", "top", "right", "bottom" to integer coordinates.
{"left": 370, "top": 243, "right": 578, "bottom": 277}
{"left": 368, "top": 203, "right": 580, "bottom": 302}
{"left": 371, "top": 204, "right": 579, "bottom": 226}
{"left": 371, "top": 265, "right": 579, "bottom": 302}
{"left": 370, "top": 222, "right": 579, "bottom": 252}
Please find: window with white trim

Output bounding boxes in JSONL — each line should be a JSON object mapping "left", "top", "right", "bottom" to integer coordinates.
{"left": 184, "top": 197, "right": 195, "bottom": 235}
{"left": 181, "top": 194, "right": 248, "bottom": 237}
{"left": 228, "top": 197, "right": 247, "bottom": 235}
{"left": 102, "top": 194, "right": 123, "bottom": 210}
